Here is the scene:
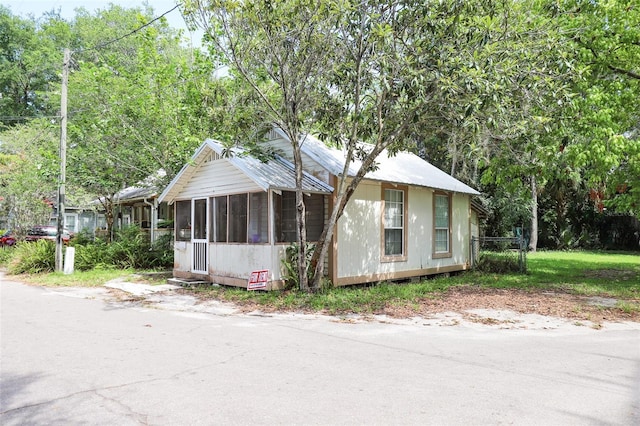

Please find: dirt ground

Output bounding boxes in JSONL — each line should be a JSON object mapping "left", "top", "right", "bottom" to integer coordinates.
{"left": 386, "top": 286, "right": 640, "bottom": 326}
{"left": 199, "top": 286, "right": 640, "bottom": 327}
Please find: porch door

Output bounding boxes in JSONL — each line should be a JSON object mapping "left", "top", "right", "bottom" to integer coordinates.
{"left": 192, "top": 198, "right": 208, "bottom": 274}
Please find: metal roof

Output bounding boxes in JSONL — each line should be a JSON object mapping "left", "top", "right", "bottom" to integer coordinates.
{"left": 158, "top": 139, "right": 333, "bottom": 204}
{"left": 295, "top": 132, "right": 480, "bottom": 195}
{"left": 219, "top": 140, "right": 334, "bottom": 193}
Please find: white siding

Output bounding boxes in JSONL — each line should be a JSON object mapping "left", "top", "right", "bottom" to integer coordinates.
{"left": 336, "top": 181, "right": 382, "bottom": 278}
{"left": 209, "top": 243, "right": 286, "bottom": 281}
{"left": 336, "top": 181, "right": 472, "bottom": 282}
{"left": 178, "top": 160, "right": 262, "bottom": 200}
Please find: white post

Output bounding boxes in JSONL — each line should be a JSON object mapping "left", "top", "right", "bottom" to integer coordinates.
{"left": 63, "top": 246, "right": 75, "bottom": 275}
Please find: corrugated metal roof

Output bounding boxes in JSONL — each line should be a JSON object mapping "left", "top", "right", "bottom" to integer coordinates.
{"left": 296, "top": 133, "right": 480, "bottom": 195}
{"left": 158, "top": 139, "right": 333, "bottom": 204}
{"left": 217, "top": 140, "right": 334, "bottom": 194}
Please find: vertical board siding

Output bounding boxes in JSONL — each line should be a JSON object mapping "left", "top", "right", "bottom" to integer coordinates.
{"left": 337, "top": 182, "right": 472, "bottom": 280}
{"left": 337, "top": 181, "right": 382, "bottom": 278}
{"left": 209, "top": 244, "right": 284, "bottom": 281}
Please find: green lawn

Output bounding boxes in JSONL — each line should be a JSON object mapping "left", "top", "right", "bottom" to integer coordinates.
{"left": 187, "top": 250, "right": 640, "bottom": 314}
{"left": 5, "top": 250, "right": 639, "bottom": 315}
{"left": 466, "top": 251, "right": 640, "bottom": 297}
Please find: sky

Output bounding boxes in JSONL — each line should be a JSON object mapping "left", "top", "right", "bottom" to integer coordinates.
{"left": 2, "top": 1, "right": 204, "bottom": 46}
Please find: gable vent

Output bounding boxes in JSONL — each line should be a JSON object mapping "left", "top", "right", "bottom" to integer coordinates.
{"left": 204, "top": 151, "right": 220, "bottom": 163}
{"left": 266, "top": 128, "right": 280, "bottom": 141}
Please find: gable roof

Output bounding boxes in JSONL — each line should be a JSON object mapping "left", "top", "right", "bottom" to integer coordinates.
{"left": 158, "top": 139, "right": 334, "bottom": 204}
{"left": 270, "top": 128, "right": 480, "bottom": 195}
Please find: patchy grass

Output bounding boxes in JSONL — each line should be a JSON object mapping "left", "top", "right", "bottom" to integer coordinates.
{"left": 451, "top": 251, "right": 640, "bottom": 298}
{"left": 186, "top": 250, "right": 639, "bottom": 315}
{"left": 3, "top": 250, "right": 639, "bottom": 321}
{"left": 7, "top": 268, "right": 168, "bottom": 287}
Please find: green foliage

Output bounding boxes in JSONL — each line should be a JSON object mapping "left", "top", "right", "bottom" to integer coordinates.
{"left": 0, "top": 7, "right": 67, "bottom": 127}
{"left": 0, "top": 246, "right": 15, "bottom": 265}
{"left": 187, "top": 251, "right": 640, "bottom": 314}
{"left": 281, "top": 242, "right": 315, "bottom": 291}
{"left": 475, "top": 253, "right": 523, "bottom": 274}
{"left": 72, "top": 238, "right": 112, "bottom": 271}
{"left": 4, "top": 226, "right": 173, "bottom": 274}
{"left": 7, "top": 240, "right": 56, "bottom": 274}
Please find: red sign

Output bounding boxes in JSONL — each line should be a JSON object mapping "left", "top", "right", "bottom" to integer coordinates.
{"left": 248, "top": 270, "right": 269, "bottom": 290}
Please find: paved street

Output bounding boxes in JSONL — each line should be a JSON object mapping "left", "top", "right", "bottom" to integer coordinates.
{"left": 1, "top": 273, "right": 639, "bottom": 425}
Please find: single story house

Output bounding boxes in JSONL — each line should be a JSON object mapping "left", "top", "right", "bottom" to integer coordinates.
{"left": 94, "top": 171, "right": 173, "bottom": 242}
{"left": 158, "top": 128, "right": 482, "bottom": 289}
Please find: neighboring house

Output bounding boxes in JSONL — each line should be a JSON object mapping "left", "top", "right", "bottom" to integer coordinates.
{"left": 54, "top": 205, "right": 105, "bottom": 235}
{"left": 158, "top": 128, "right": 482, "bottom": 289}
{"left": 106, "top": 171, "right": 173, "bottom": 242}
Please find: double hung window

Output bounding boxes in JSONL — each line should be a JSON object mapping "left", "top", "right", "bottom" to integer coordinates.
{"left": 383, "top": 187, "right": 406, "bottom": 259}
{"left": 434, "top": 193, "right": 451, "bottom": 257}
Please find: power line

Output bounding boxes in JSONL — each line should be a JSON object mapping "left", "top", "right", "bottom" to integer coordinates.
{"left": 76, "top": 3, "right": 182, "bottom": 54}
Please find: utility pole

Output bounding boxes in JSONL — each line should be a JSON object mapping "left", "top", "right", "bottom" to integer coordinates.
{"left": 56, "top": 48, "right": 70, "bottom": 272}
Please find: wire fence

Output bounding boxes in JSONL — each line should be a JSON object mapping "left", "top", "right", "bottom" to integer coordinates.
{"left": 471, "top": 235, "right": 527, "bottom": 273}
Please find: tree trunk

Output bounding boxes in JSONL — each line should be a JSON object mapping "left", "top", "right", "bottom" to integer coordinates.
{"left": 291, "top": 134, "right": 308, "bottom": 292}
{"left": 529, "top": 175, "right": 538, "bottom": 252}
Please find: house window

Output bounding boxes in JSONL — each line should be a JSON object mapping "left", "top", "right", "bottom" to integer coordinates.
{"left": 274, "top": 191, "right": 325, "bottom": 243}
{"left": 64, "top": 214, "right": 77, "bottom": 233}
{"left": 434, "top": 193, "right": 451, "bottom": 257}
{"left": 97, "top": 214, "right": 106, "bottom": 230}
{"left": 383, "top": 187, "right": 406, "bottom": 258}
{"left": 229, "top": 194, "right": 248, "bottom": 243}
{"left": 175, "top": 200, "right": 191, "bottom": 241}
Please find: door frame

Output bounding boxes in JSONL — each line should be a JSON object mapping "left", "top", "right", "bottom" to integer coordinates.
{"left": 191, "top": 197, "right": 209, "bottom": 274}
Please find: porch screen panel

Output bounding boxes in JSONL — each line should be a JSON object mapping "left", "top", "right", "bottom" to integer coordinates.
{"left": 175, "top": 200, "right": 191, "bottom": 241}
{"left": 274, "top": 192, "right": 297, "bottom": 243}
{"left": 229, "top": 194, "right": 248, "bottom": 243}
{"left": 249, "top": 192, "right": 268, "bottom": 243}
{"left": 305, "top": 193, "right": 325, "bottom": 242}
{"left": 274, "top": 191, "right": 325, "bottom": 243}
{"left": 193, "top": 199, "right": 207, "bottom": 240}
{"left": 213, "top": 196, "right": 227, "bottom": 242}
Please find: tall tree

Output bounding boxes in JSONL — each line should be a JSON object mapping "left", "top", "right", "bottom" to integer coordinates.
{"left": 0, "top": 7, "right": 70, "bottom": 128}
{"left": 556, "top": 0, "right": 640, "bottom": 218}
{"left": 65, "top": 5, "right": 222, "bottom": 238}
{"left": 0, "top": 119, "right": 60, "bottom": 233}
{"left": 184, "top": 0, "right": 572, "bottom": 288}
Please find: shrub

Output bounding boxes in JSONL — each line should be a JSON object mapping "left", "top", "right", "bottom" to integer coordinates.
{"left": 149, "top": 233, "right": 173, "bottom": 268}
{"left": 0, "top": 245, "right": 16, "bottom": 266}
{"left": 281, "top": 242, "right": 315, "bottom": 290}
{"left": 7, "top": 240, "right": 56, "bottom": 274}
{"left": 5, "top": 226, "right": 173, "bottom": 274}
{"left": 475, "top": 252, "right": 523, "bottom": 274}
{"left": 73, "top": 238, "right": 111, "bottom": 271}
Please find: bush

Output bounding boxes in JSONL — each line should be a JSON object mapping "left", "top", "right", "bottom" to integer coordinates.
{"left": 73, "top": 238, "right": 111, "bottom": 271}
{"left": 281, "top": 242, "right": 315, "bottom": 290}
{"left": 0, "top": 245, "right": 16, "bottom": 266}
{"left": 475, "top": 252, "right": 523, "bottom": 274}
{"left": 5, "top": 226, "right": 174, "bottom": 274}
{"left": 7, "top": 240, "right": 56, "bottom": 274}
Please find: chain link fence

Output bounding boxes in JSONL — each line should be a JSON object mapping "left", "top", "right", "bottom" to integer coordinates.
{"left": 471, "top": 235, "right": 527, "bottom": 273}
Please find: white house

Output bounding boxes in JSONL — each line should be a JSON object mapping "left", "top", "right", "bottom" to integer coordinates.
{"left": 158, "top": 128, "right": 481, "bottom": 289}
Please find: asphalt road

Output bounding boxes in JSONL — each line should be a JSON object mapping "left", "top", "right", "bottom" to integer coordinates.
{"left": 1, "top": 274, "right": 639, "bottom": 425}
